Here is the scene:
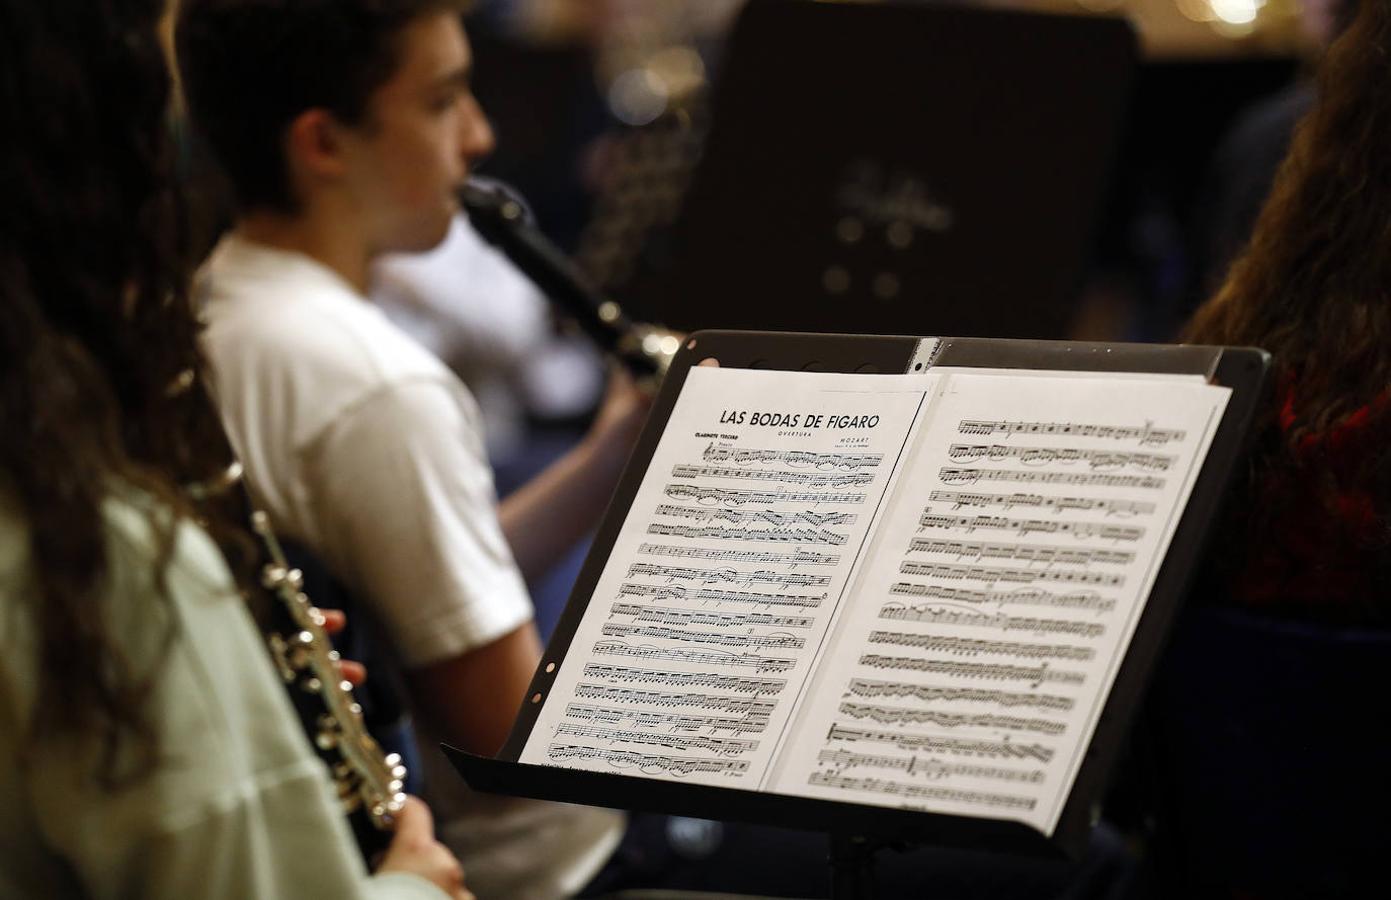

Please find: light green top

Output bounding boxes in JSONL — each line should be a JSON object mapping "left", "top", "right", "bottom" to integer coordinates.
{"left": 0, "top": 489, "right": 446, "bottom": 900}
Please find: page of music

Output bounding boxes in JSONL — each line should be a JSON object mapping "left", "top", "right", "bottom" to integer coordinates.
{"left": 519, "top": 365, "right": 1230, "bottom": 835}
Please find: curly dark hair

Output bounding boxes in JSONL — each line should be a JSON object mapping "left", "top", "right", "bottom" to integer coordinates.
{"left": 0, "top": 0, "right": 245, "bottom": 784}
{"left": 1184, "top": 0, "right": 1391, "bottom": 622}
{"left": 177, "top": 0, "right": 470, "bottom": 214}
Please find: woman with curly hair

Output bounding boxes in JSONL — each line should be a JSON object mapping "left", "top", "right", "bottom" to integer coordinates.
{"left": 0, "top": 2, "right": 468, "bottom": 897}
{"left": 1184, "top": 0, "right": 1391, "bottom": 626}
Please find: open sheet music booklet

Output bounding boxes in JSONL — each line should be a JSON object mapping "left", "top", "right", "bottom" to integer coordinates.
{"left": 520, "top": 365, "right": 1231, "bottom": 836}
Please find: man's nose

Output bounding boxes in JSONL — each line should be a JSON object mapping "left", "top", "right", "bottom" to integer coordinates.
{"left": 461, "top": 99, "right": 496, "bottom": 164}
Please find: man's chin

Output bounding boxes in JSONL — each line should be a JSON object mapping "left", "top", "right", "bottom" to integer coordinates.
{"left": 385, "top": 219, "right": 454, "bottom": 257}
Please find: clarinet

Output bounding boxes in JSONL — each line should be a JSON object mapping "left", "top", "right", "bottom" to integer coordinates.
{"left": 188, "top": 460, "right": 407, "bottom": 859}
{"left": 458, "top": 177, "right": 680, "bottom": 384}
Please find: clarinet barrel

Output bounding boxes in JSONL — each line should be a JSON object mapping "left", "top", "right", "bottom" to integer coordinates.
{"left": 458, "top": 177, "right": 680, "bottom": 383}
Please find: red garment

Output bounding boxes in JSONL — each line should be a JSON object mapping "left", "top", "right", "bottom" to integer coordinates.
{"left": 1229, "top": 384, "right": 1387, "bottom": 618}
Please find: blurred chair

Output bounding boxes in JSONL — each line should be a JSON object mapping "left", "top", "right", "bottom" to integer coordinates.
{"left": 1147, "top": 604, "right": 1391, "bottom": 896}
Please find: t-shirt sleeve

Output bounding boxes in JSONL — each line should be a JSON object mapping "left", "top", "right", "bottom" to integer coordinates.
{"left": 304, "top": 378, "right": 534, "bottom": 669}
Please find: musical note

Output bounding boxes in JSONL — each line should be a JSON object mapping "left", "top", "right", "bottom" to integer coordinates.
{"left": 877, "top": 603, "right": 1106, "bottom": 638}
{"left": 600, "top": 622, "right": 807, "bottom": 651}
{"left": 703, "top": 442, "right": 884, "bottom": 469}
{"left": 816, "top": 748, "right": 1046, "bottom": 784}
{"left": 645, "top": 523, "right": 848, "bottom": 545}
{"left": 581, "top": 664, "right": 787, "bottom": 695}
{"left": 906, "top": 539, "right": 1134, "bottom": 567}
{"left": 664, "top": 484, "right": 867, "bottom": 506}
{"left": 898, "top": 560, "right": 1125, "bottom": 587}
{"left": 826, "top": 724, "right": 1055, "bottom": 762}
{"left": 671, "top": 464, "right": 875, "bottom": 487}
{"left": 836, "top": 701, "right": 1066, "bottom": 735}
{"left": 617, "top": 582, "right": 827, "bottom": 609}
{"left": 807, "top": 771, "right": 1037, "bottom": 811}
{"left": 548, "top": 743, "right": 750, "bottom": 776}
{"left": 947, "top": 444, "right": 1175, "bottom": 470}
{"left": 887, "top": 582, "right": 1116, "bottom": 612}
{"left": 652, "top": 505, "right": 859, "bottom": 527}
{"left": 918, "top": 513, "right": 1144, "bottom": 542}
{"left": 554, "top": 723, "right": 759, "bottom": 756}
{"left": 609, "top": 602, "right": 814, "bottom": 630}
{"left": 867, "top": 630, "right": 1095, "bottom": 661}
{"left": 926, "top": 490, "right": 1155, "bottom": 517}
{"left": 858, "top": 654, "right": 1086, "bottom": 686}
{"left": 594, "top": 641, "right": 797, "bottom": 673}
{"left": 843, "top": 678, "right": 1075, "bottom": 711}
{"left": 938, "top": 467, "right": 1166, "bottom": 489}
{"left": 956, "top": 419, "right": 1186, "bottom": 446}
{"left": 626, "top": 563, "right": 832, "bottom": 587}
{"left": 639, "top": 543, "right": 841, "bottom": 567}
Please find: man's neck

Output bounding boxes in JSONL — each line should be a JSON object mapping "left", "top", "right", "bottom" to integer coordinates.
{"left": 236, "top": 207, "right": 372, "bottom": 295}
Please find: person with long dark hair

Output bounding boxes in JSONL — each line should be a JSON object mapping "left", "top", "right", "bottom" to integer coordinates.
{"left": 0, "top": 2, "right": 469, "bottom": 896}
{"left": 1184, "top": 0, "right": 1391, "bottom": 625}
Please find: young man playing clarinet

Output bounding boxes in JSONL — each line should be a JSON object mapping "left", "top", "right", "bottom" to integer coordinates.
{"left": 176, "top": 2, "right": 645, "bottom": 896}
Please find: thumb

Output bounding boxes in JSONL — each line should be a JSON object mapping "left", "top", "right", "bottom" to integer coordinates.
{"left": 392, "top": 795, "right": 434, "bottom": 840}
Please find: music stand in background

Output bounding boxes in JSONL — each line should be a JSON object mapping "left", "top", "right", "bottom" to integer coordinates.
{"left": 616, "top": 0, "right": 1136, "bottom": 340}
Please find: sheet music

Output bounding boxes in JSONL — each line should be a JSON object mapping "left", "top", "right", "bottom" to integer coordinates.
{"left": 520, "top": 366, "right": 942, "bottom": 785}
{"left": 519, "top": 365, "right": 1231, "bottom": 836}
{"left": 766, "top": 371, "right": 1230, "bottom": 834}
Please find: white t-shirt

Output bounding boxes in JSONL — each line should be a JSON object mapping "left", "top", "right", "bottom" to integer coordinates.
{"left": 197, "top": 235, "right": 622, "bottom": 899}
{"left": 0, "top": 488, "right": 447, "bottom": 900}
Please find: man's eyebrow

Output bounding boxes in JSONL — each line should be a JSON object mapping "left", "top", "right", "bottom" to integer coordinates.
{"left": 431, "top": 66, "right": 472, "bottom": 90}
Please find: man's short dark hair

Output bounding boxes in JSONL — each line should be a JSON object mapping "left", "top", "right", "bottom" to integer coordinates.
{"left": 177, "top": 0, "right": 468, "bottom": 213}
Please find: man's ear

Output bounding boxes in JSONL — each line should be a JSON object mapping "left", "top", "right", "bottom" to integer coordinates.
{"left": 284, "top": 108, "right": 353, "bottom": 185}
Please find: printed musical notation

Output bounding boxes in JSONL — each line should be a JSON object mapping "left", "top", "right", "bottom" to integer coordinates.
{"left": 919, "top": 513, "right": 1145, "bottom": 542}
{"left": 927, "top": 490, "right": 1155, "bottom": 517}
{"left": 898, "top": 561, "right": 1125, "bottom": 588}
{"left": 886, "top": 582, "right": 1116, "bottom": 612}
{"left": 807, "top": 772, "right": 1037, "bottom": 811}
{"left": 947, "top": 444, "right": 1174, "bottom": 471}
{"left": 665, "top": 484, "right": 867, "bottom": 506}
{"left": 878, "top": 604, "right": 1107, "bottom": 639}
{"left": 555, "top": 723, "right": 758, "bottom": 756}
{"left": 939, "top": 467, "right": 1167, "bottom": 489}
{"left": 958, "top": 419, "right": 1186, "bottom": 446}
{"left": 616, "top": 582, "right": 828, "bottom": 609}
{"left": 547, "top": 744, "right": 750, "bottom": 777}
{"left": 817, "top": 748, "right": 1045, "bottom": 784}
{"left": 703, "top": 442, "right": 884, "bottom": 470}
{"left": 521, "top": 365, "right": 1230, "bottom": 836}
{"left": 609, "top": 602, "right": 814, "bottom": 630}
{"left": 907, "top": 539, "right": 1134, "bottom": 567}
{"left": 564, "top": 703, "right": 769, "bottom": 735}
{"left": 866, "top": 631, "right": 1095, "bottom": 662}
{"left": 639, "top": 543, "right": 841, "bottom": 567}
{"left": 581, "top": 664, "right": 787, "bottom": 695}
{"left": 625, "top": 563, "right": 831, "bottom": 588}
{"left": 594, "top": 642, "right": 797, "bottom": 673}
{"left": 575, "top": 683, "right": 780, "bottom": 714}
{"left": 858, "top": 654, "right": 1087, "bottom": 686}
{"left": 653, "top": 505, "right": 859, "bottom": 527}
{"left": 843, "top": 678, "right": 1075, "bottom": 712}
{"left": 836, "top": 701, "right": 1066, "bottom": 735}
{"left": 826, "top": 724, "right": 1054, "bottom": 763}
{"left": 672, "top": 464, "right": 876, "bottom": 487}
{"left": 647, "top": 523, "right": 848, "bottom": 545}
{"left": 601, "top": 622, "right": 807, "bottom": 651}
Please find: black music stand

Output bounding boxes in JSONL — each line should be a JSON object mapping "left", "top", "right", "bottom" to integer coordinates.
{"left": 618, "top": 1, "right": 1137, "bottom": 340}
{"left": 445, "top": 331, "right": 1268, "bottom": 897}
